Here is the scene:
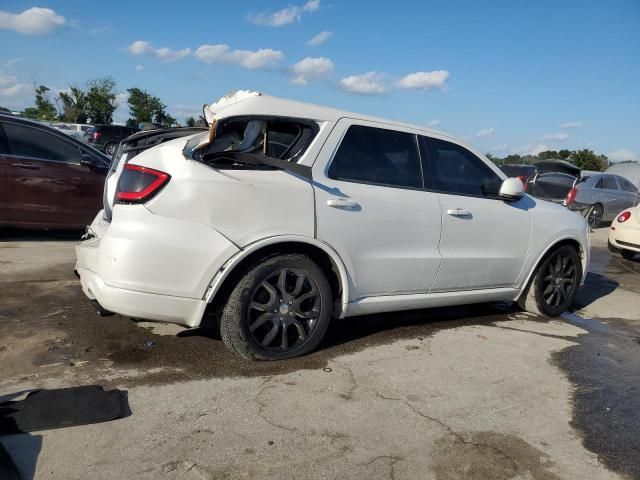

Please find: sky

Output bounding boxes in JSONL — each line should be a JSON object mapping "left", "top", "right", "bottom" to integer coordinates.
{"left": 1, "top": 0, "right": 639, "bottom": 161}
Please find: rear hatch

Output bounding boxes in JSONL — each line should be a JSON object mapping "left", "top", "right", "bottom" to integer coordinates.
{"left": 528, "top": 160, "right": 581, "bottom": 203}
{"left": 103, "top": 127, "right": 208, "bottom": 221}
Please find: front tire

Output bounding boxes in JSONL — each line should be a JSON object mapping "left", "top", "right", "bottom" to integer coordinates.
{"left": 518, "top": 245, "right": 582, "bottom": 317}
{"left": 219, "top": 254, "right": 332, "bottom": 360}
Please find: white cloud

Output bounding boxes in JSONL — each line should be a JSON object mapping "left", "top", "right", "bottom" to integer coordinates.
{"left": 249, "top": 0, "right": 320, "bottom": 27}
{"left": 396, "top": 70, "right": 449, "bottom": 90}
{"left": 427, "top": 119, "right": 440, "bottom": 127}
{"left": 135, "top": 64, "right": 144, "bottom": 72}
{"left": 290, "top": 57, "right": 334, "bottom": 85}
{"left": 307, "top": 30, "right": 333, "bottom": 46}
{"left": 607, "top": 148, "right": 638, "bottom": 162}
{"left": 127, "top": 40, "right": 191, "bottom": 62}
{"left": 0, "top": 7, "right": 65, "bottom": 35}
{"left": 476, "top": 127, "right": 494, "bottom": 137}
{"left": 339, "top": 72, "right": 386, "bottom": 95}
{"left": 512, "top": 144, "right": 548, "bottom": 156}
{"left": 0, "top": 72, "right": 30, "bottom": 98}
{"left": 560, "top": 121, "right": 582, "bottom": 129}
{"left": 542, "top": 132, "right": 569, "bottom": 142}
{"left": 194, "top": 44, "right": 284, "bottom": 70}
{"left": 491, "top": 144, "right": 508, "bottom": 152}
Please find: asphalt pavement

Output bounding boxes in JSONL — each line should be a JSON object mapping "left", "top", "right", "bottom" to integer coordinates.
{"left": 0, "top": 227, "right": 639, "bottom": 480}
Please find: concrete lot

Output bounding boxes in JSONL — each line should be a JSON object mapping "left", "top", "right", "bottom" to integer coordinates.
{"left": 1, "top": 227, "right": 639, "bottom": 480}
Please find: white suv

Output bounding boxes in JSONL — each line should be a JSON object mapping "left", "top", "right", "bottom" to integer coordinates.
{"left": 76, "top": 92, "right": 590, "bottom": 360}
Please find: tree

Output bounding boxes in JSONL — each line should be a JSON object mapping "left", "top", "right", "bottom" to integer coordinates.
{"left": 22, "top": 85, "right": 57, "bottom": 120}
{"left": 538, "top": 150, "right": 559, "bottom": 160}
{"left": 58, "top": 86, "right": 88, "bottom": 123}
{"left": 127, "top": 87, "right": 175, "bottom": 127}
{"left": 155, "top": 110, "right": 176, "bottom": 128}
{"left": 86, "top": 77, "right": 117, "bottom": 124}
{"left": 557, "top": 149, "right": 572, "bottom": 160}
{"left": 185, "top": 116, "right": 196, "bottom": 127}
{"left": 568, "top": 150, "right": 608, "bottom": 172}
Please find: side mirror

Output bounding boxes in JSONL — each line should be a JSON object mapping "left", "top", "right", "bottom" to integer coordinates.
{"left": 499, "top": 177, "right": 525, "bottom": 201}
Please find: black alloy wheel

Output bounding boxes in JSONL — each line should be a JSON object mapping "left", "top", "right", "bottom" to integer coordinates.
{"left": 219, "top": 254, "right": 332, "bottom": 360}
{"left": 587, "top": 204, "right": 603, "bottom": 229}
{"left": 518, "top": 244, "right": 582, "bottom": 317}
{"left": 540, "top": 251, "right": 579, "bottom": 310}
{"left": 247, "top": 268, "right": 321, "bottom": 352}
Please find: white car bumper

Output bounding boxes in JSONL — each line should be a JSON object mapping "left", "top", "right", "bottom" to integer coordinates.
{"left": 75, "top": 206, "right": 239, "bottom": 327}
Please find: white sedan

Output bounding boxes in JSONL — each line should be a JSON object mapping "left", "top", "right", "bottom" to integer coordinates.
{"left": 76, "top": 92, "right": 590, "bottom": 360}
{"left": 609, "top": 206, "right": 640, "bottom": 260}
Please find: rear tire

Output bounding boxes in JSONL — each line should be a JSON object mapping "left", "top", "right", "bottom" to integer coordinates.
{"left": 518, "top": 245, "right": 582, "bottom": 317}
{"left": 586, "top": 203, "right": 603, "bottom": 229}
{"left": 219, "top": 254, "right": 332, "bottom": 360}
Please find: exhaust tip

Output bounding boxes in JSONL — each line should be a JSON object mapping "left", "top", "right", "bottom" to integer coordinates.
{"left": 90, "top": 299, "right": 115, "bottom": 317}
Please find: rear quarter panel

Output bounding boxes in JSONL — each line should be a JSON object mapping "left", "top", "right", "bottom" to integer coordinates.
{"left": 139, "top": 141, "right": 315, "bottom": 247}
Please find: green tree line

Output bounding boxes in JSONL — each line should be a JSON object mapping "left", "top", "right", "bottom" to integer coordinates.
{"left": 17, "top": 78, "right": 181, "bottom": 128}
{"left": 486, "top": 149, "right": 610, "bottom": 172}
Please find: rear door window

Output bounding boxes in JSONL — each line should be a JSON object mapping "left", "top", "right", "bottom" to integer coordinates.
{"left": 603, "top": 175, "right": 619, "bottom": 190}
{"left": 422, "top": 137, "right": 502, "bottom": 198}
{"left": 328, "top": 125, "right": 422, "bottom": 189}
{"left": 2, "top": 122, "right": 82, "bottom": 164}
{"left": 618, "top": 177, "right": 638, "bottom": 193}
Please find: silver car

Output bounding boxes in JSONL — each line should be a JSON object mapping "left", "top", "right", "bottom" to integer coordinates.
{"left": 568, "top": 173, "right": 639, "bottom": 227}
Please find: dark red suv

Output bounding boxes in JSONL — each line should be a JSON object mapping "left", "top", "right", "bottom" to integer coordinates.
{"left": 0, "top": 115, "right": 109, "bottom": 229}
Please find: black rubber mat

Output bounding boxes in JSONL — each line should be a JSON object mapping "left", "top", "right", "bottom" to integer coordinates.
{"left": 0, "top": 386, "right": 127, "bottom": 434}
{"left": 0, "top": 443, "right": 22, "bottom": 480}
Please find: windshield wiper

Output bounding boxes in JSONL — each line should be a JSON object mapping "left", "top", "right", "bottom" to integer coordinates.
{"left": 201, "top": 151, "right": 312, "bottom": 180}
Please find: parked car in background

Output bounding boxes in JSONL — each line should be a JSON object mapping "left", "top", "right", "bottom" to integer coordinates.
{"left": 52, "top": 122, "right": 93, "bottom": 141}
{"left": 84, "top": 125, "right": 139, "bottom": 156}
{"left": 609, "top": 205, "right": 640, "bottom": 260}
{"left": 566, "top": 173, "right": 639, "bottom": 228}
{"left": 526, "top": 160, "right": 638, "bottom": 227}
{"left": 499, "top": 164, "right": 536, "bottom": 184}
{"left": 0, "top": 114, "right": 109, "bottom": 229}
{"left": 75, "top": 92, "right": 589, "bottom": 360}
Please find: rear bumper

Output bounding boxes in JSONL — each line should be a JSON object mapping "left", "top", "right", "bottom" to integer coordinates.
{"left": 76, "top": 266, "right": 207, "bottom": 326}
{"left": 75, "top": 206, "right": 239, "bottom": 327}
{"left": 609, "top": 225, "right": 640, "bottom": 253}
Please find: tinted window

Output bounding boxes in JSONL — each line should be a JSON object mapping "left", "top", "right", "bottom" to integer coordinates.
{"left": 328, "top": 125, "right": 422, "bottom": 189}
{"left": 2, "top": 122, "right": 81, "bottom": 163}
{"left": 603, "top": 176, "right": 618, "bottom": 190}
{"left": 618, "top": 177, "right": 637, "bottom": 193}
{"left": 424, "top": 137, "right": 502, "bottom": 197}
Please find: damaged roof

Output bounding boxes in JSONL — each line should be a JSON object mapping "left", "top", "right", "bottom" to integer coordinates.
{"left": 206, "top": 91, "right": 441, "bottom": 135}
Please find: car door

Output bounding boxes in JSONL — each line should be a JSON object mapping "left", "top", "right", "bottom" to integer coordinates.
{"left": 0, "top": 127, "right": 9, "bottom": 224}
{"left": 1, "top": 120, "right": 106, "bottom": 228}
{"left": 313, "top": 119, "right": 442, "bottom": 300}
{"left": 617, "top": 176, "right": 639, "bottom": 210}
{"left": 421, "top": 136, "right": 532, "bottom": 292}
{"left": 601, "top": 175, "right": 622, "bottom": 220}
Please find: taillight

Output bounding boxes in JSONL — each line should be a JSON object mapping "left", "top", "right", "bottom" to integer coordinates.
{"left": 92, "top": 131, "right": 101, "bottom": 141}
{"left": 116, "top": 164, "right": 170, "bottom": 203}
{"left": 565, "top": 187, "right": 577, "bottom": 206}
{"left": 617, "top": 211, "right": 631, "bottom": 223}
{"left": 517, "top": 175, "right": 528, "bottom": 192}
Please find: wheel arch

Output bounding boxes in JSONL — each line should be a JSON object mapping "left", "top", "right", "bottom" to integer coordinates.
{"left": 204, "top": 236, "right": 351, "bottom": 320}
{"left": 520, "top": 236, "right": 587, "bottom": 292}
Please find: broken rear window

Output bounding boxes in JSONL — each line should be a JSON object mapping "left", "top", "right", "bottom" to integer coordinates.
{"left": 185, "top": 116, "right": 319, "bottom": 166}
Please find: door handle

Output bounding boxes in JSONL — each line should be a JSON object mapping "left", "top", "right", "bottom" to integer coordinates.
{"left": 10, "top": 163, "right": 39, "bottom": 170}
{"left": 327, "top": 198, "right": 359, "bottom": 210}
{"left": 447, "top": 208, "right": 471, "bottom": 217}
